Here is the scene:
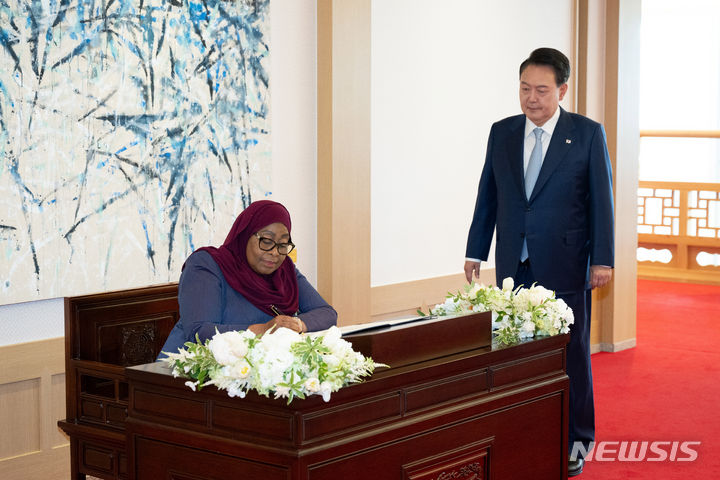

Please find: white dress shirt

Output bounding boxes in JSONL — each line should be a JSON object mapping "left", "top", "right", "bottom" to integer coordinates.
{"left": 523, "top": 106, "right": 560, "bottom": 174}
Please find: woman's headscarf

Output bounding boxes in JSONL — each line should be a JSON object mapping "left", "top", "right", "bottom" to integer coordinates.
{"left": 193, "top": 200, "right": 299, "bottom": 316}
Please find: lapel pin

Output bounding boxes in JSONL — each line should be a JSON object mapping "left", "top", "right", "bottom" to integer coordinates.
{"left": 566, "top": 139, "right": 572, "bottom": 144}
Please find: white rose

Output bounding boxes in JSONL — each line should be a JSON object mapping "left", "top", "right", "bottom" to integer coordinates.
{"left": 519, "top": 319, "right": 536, "bottom": 338}
{"left": 322, "top": 353, "right": 340, "bottom": 369}
{"left": 262, "top": 327, "right": 300, "bottom": 351}
{"left": 528, "top": 285, "right": 553, "bottom": 305}
{"left": 225, "top": 359, "right": 251, "bottom": 379}
{"left": 502, "top": 277, "right": 514, "bottom": 291}
{"left": 304, "top": 377, "right": 320, "bottom": 393}
{"left": 209, "top": 330, "right": 250, "bottom": 366}
{"left": 321, "top": 329, "right": 353, "bottom": 359}
{"left": 321, "top": 326, "right": 343, "bottom": 350}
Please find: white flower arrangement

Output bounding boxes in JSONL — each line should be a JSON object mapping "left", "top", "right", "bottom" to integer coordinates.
{"left": 429, "top": 277, "right": 574, "bottom": 345}
{"left": 162, "top": 326, "right": 385, "bottom": 403}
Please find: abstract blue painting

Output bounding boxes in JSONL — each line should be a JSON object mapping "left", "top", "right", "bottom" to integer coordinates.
{"left": 0, "top": 0, "right": 271, "bottom": 304}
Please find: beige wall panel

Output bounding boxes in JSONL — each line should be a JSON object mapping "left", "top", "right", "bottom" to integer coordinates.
{"left": 0, "top": 378, "right": 41, "bottom": 459}
{"left": 317, "top": 0, "right": 372, "bottom": 325}
{"left": 0, "top": 338, "right": 64, "bottom": 385}
{"left": 601, "top": 0, "right": 639, "bottom": 351}
{"left": 0, "top": 338, "right": 68, "bottom": 480}
{"left": 51, "top": 373, "right": 69, "bottom": 448}
{"left": 581, "top": 0, "right": 639, "bottom": 352}
{"left": 590, "top": 289, "right": 602, "bottom": 347}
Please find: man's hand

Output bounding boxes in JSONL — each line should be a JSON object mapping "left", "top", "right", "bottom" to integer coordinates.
{"left": 590, "top": 265, "right": 613, "bottom": 289}
{"left": 464, "top": 260, "right": 481, "bottom": 284}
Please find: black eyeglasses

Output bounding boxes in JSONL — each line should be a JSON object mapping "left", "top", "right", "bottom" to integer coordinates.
{"left": 255, "top": 233, "right": 295, "bottom": 255}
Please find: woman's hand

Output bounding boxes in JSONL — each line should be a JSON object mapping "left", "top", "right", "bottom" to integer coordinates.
{"left": 272, "top": 315, "right": 306, "bottom": 333}
{"left": 249, "top": 315, "right": 306, "bottom": 335}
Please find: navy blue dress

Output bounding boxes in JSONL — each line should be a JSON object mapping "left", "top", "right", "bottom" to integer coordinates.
{"left": 159, "top": 250, "right": 337, "bottom": 357}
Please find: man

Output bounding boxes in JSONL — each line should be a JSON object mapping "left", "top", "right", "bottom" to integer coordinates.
{"left": 464, "top": 48, "right": 614, "bottom": 477}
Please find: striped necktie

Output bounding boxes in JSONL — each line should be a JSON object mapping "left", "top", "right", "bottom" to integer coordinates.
{"left": 521, "top": 127, "right": 544, "bottom": 262}
{"left": 525, "top": 127, "right": 544, "bottom": 199}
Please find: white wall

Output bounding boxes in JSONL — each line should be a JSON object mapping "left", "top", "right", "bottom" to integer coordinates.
{"left": 371, "top": 0, "right": 574, "bottom": 286}
{"left": 0, "top": 298, "right": 64, "bottom": 347}
{"left": 270, "top": 0, "right": 318, "bottom": 284}
{"left": 0, "top": 0, "right": 318, "bottom": 346}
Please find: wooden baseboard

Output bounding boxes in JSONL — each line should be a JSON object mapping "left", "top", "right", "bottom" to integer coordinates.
{"left": 638, "top": 265, "right": 720, "bottom": 286}
{"left": 0, "top": 337, "right": 69, "bottom": 480}
{"left": 591, "top": 337, "right": 636, "bottom": 354}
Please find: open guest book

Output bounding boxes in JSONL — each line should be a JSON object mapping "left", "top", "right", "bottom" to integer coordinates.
{"left": 339, "top": 311, "right": 492, "bottom": 369}
{"left": 339, "top": 314, "right": 440, "bottom": 335}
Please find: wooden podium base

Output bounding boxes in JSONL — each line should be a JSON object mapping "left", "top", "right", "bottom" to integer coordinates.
{"left": 57, "top": 286, "right": 569, "bottom": 480}
{"left": 126, "top": 314, "right": 569, "bottom": 480}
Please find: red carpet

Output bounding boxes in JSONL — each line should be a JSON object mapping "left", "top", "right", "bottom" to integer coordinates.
{"left": 581, "top": 280, "right": 720, "bottom": 478}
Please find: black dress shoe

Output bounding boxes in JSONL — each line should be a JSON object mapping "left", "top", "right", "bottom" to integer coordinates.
{"left": 568, "top": 456, "right": 584, "bottom": 477}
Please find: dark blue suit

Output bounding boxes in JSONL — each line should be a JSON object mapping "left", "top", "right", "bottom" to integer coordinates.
{"left": 466, "top": 107, "right": 614, "bottom": 453}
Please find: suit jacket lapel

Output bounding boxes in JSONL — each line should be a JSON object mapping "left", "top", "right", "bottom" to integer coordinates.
{"left": 507, "top": 118, "right": 526, "bottom": 200}
{"left": 529, "top": 108, "right": 576, "bottom": 202}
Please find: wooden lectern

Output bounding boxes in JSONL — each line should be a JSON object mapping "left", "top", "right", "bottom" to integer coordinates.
{"left": 59, "top": 285, "right": 180, "bottom": 479}
{"left": 59, "top": 286, "right": 569, "bottom": 480}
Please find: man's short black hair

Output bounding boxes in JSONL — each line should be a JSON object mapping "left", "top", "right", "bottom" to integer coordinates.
{"left": 519, "top": 48, "right": 570, "bottom": 86}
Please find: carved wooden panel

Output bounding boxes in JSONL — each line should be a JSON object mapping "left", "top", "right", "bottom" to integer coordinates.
{"left": 403, "top": 441, "right": 492, "bottom": 480}
{"left": 637, "top": 186, "right": 681, "bottom": 236}
{"left": 637, "top": 181, "right": 720, "bottom": 281}
{"left": 97, "top": 315, "right": 177, "bottom": 366}
{"left": 120, "top": 322, "right": 158, "bottom": 365}
{"left": 68, "top": 286, "right": 179, "bottom": 365}
{"left": 688, "top": 189, "right": 720, "bottom": 239}
{"left": 405, "top": 456, "right": 486, "bottom": 480}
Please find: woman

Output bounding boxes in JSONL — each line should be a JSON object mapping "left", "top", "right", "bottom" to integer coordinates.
{"left": 160, "top": 200, "right": 337, "bottom": 357}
